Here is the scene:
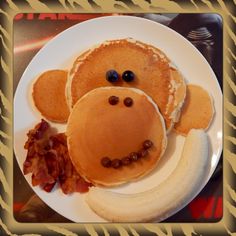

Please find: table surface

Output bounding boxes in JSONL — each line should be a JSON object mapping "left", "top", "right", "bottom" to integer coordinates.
{"left": 13, "top": 13, "right": 223, "bottom": 223}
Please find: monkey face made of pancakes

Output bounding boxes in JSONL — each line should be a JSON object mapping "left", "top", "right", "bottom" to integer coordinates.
{"left": 31, "top": 39, "right": 186, "bottom": 186}
{"left": 67, "top": 39, "right": 186, "bottom": 131}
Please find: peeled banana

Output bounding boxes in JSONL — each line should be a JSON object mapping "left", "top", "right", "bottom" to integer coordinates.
{"left": 86, "top": 129, "right": 209, "bottom": 222}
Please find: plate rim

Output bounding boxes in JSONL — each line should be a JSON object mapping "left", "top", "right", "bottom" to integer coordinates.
{"left": 14, "top": 15, "right": 223, "bottom": 222}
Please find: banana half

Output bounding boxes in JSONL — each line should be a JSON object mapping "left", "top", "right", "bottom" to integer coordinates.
{"left": 86, "top": 129, "right": 210, "bottom": 222}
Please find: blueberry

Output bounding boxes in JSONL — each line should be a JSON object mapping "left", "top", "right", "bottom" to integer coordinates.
{"left": 124, "top": 97, "right": 133, "bottom": 107}
{"left": 122, "top": 70, "right": 135, "bottom": 82}
{"left": 108, "top": 96, "right": 119, "bottom": 105}
{"left": 101, "top": 157, "right": 111, "bottom": 168}
{"left": 121, "top": 156, "right": 132, "bottom": 165}
{"left": 137, "top": 149, "right": 148, "bottom": 158}
{"left": 106, "top": 70, "right": 119, "bottom": 83}
{"left": 111, "top": 159, "right": 122, "bottom": 169}
{"left": 143, "top": 140, "right": 153, "bottom": 149}
{"left": 129, "top": 152, "right": 139, "bottom": 161}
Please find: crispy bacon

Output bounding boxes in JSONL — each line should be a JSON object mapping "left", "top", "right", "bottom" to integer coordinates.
{"left": 43, "top": 182, "right": 57, "bottom": 192}
{"left": 23, "top": 119, "right": 92, "bottom": 194}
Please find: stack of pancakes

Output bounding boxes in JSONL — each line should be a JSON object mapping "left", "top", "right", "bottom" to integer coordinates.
{"left": 66, "top": 39, "right": 186, "bottom": 131}
{"left": 32, "top": 38, "right": 214, "bottom": 187}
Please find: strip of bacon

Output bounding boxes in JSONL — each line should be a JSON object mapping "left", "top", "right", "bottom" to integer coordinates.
{"left": 23, "top": 119, "right": 92, "bottom": 194}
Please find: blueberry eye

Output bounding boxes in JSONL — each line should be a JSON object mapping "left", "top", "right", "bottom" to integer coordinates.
{"left": 106, "top": 70, "right": 119, "bottom": 83}
{"left": 122, "top": 70, "right": 135, "bottom": 82}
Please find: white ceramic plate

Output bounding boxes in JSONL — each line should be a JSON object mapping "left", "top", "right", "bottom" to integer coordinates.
{"left": 14, "top": 15, "right": 222, "bottom": 222}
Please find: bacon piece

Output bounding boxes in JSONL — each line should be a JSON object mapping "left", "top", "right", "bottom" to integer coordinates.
{"left": 23, "top": 121, "right": 92, "bottom": 194}
{"left": 43, "top": 182, "right": 57, "bottom": 192}
{"left": 23, "top": 146, "right": 37, "bottom": 174}
{"left": 50, "top": 133, "right": 67, "bottom": 147}
{"left": 31, "top": 165, "right": 55, "bottom": 186}
{"left": 76, "top": 178, "right": 93, "bottom": 193}
{"left": 44, "top": 151, "right": 60, "bottom": 179}
{"left": 52, "top": 133, "right": 92, "bottom": 194}
{"left": 23, "top": 120, "right": 55, "bottom": 187}
{"left": 24, "top": 119, "right": 49, "bottom": 149}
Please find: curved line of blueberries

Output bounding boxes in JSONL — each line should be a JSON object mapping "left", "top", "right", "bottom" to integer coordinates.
{"left": 101, "top": 140, "right": 153, "bottom": 169}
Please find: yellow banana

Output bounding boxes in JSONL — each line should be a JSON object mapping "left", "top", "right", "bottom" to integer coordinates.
{"left": 86, "top": 129, "right": 209, "bottom": 222}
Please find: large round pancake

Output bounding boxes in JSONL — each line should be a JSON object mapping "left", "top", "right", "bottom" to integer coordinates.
{"left": 66, "top": 87, "right": 167, "bottom": 186}
{"left": 174, "top": 84, "right": 214, "bottom": 136}
{"left": 67, "top": 38, "right": 185, "bottom": 131}
{"left": 32, "top": 70, "right": 70, "bottom": 123}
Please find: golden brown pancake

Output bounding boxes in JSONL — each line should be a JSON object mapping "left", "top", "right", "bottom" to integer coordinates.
{"left": 174, "top": 84, "right": 214, "bottom": 136}
{"left": 66, "top": 87, "right": 167, "bottom": 186}
{"left": 67, "top": 38, "right": 186, "bottom": 131}
{"left": 32, "top": 70, "right": 70, "bottom": 123}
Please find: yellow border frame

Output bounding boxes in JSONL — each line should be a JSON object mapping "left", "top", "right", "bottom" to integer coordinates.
{"left": 1, "top": 0, "right": 235, "bottom": 235}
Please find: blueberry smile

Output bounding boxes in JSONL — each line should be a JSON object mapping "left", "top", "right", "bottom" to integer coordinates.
{"left": 101, "top": 140, "right": 153, "bottom": 169}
